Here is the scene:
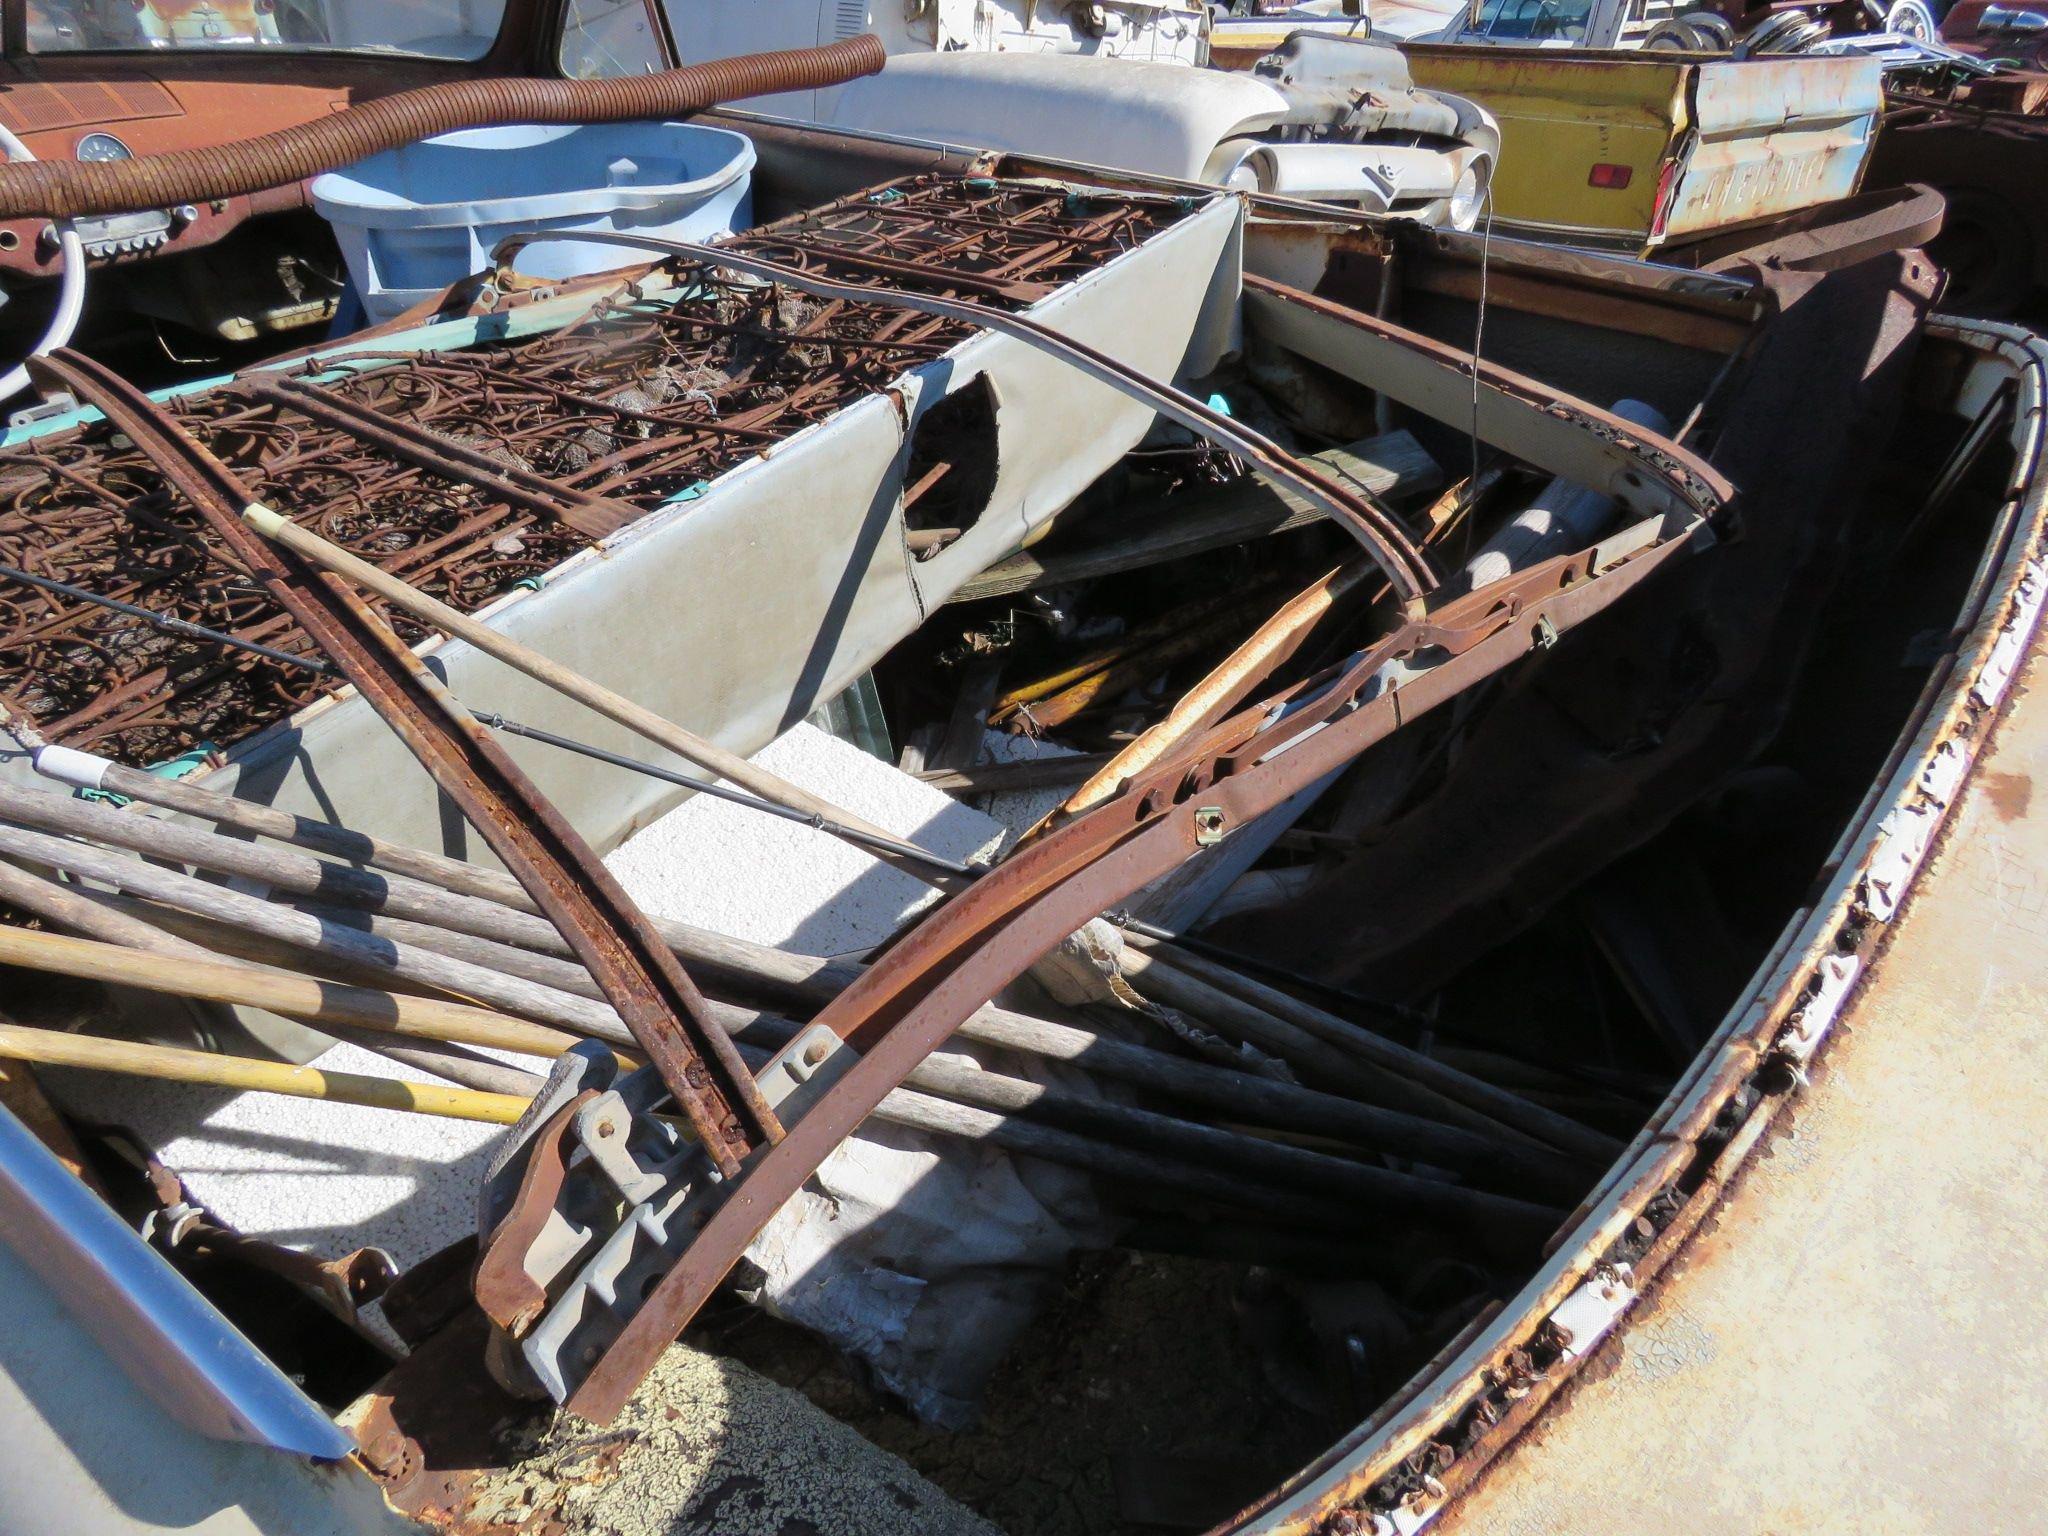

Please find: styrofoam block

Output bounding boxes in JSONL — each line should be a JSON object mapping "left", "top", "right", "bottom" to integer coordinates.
{"left": 45, "top": 723, "right": 1101, "bottom": 1422}
{"left": 607, "top": 724, "right": 1009, "bottom": 956}
{"left": 42, "top": 1040, "right": 551, "bottom": 1269}
{"left": 39, "top": 725, "right": 1017, "bottom": 1276}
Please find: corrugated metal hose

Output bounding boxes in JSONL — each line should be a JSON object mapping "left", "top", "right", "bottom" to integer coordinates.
{"left": 0, "top": 35, "right": 888, "bottom": 221}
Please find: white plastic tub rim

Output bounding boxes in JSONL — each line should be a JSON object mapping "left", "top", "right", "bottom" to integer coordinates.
{"left": 310, "top": 120, "right": 758, "bottom": 230}
{"left": 1226, "top": 317, "right": 2048, "bottom": 1536}
{"left": 313, "top": 119, "right": 757, "bottom": 321}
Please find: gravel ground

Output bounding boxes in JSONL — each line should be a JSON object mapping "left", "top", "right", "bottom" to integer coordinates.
{"left": 464, "top": 1344, "right": 1001, "bottom": 1536}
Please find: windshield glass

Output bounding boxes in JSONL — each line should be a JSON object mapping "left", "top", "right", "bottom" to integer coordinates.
{"left": 1467, "top": 0, "right": 1595, "bottom": 38}
{"left": 26, "top": 1, "right": 510, "bottom": 59}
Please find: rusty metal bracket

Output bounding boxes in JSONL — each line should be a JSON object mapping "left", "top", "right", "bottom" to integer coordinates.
{"left": 28, "top": 349, "right": 780, "bottom": 1176}
{"left": 473, "top": 1090, "right": 597, "bottom": 1342}
{"left": 475, "top": 1027, "right": 857, "bottom": 1405}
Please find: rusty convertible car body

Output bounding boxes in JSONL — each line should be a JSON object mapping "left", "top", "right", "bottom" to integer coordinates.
{"left": 0, "top": 93, "right": 2044, "bottom": 1536}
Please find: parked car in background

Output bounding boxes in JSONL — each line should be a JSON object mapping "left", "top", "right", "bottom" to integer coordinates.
{"left": 0, "top": 0, "right": 585, "bottom": 366}
{"left": 1940, "top": 0, "right": 2048, "bottom": 66}
{"left": 1393, "top": 43, "right": 1882, "bottom": 254}
{"left": 812, "top": 34, "right": 1500, "bottom": 229}
{"left": 1212, "top": 1, "right": 1889, "bottom": 260}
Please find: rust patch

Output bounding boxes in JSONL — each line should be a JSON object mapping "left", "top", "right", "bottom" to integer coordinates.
{"left": 1981, "top": 769, "right": 2033, "bottom": 821}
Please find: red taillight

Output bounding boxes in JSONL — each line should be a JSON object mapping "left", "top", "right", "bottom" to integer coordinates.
{"left": 1587, "top": 163, "right": 1634, "bottom": 189}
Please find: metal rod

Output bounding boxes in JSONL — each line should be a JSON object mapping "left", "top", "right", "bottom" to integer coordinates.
{"left": 493, "top": 230, "right": 1439, "bottom": 603}
{"left": 1118, "top": 916, "right": 1434, "bottom": 1029}
{"left": 0, "top": 854, "right": 539, "bottom": 1095}
{"left": 0, "top": 774, "right": 1578, "bottom": 1190}
{"left": 0, "top": 916, "right": 1564, "bottom": 1225}
{"left": 1113, "top": 941, "right": 1510, "bottom": 1135}
{"left": 18, "top": 741, "right": 859, "bottom": 1004}
{"left": 0, "top": 779, "right": 789, "bottom": 1032}
{"left": 0, "top": 611, "right": 1423, "bottom": 1019}
{"left": 0, "top": 560, "right": 335, "bottom": 677}
{"left": 0, "top": 922, "right": 589, "bottom": 1064}
{"left": 0, "top": 909, "right": 1450, "bottom": 1229}
{"left": 4, "top": 760, "right": 1574, "bottom": 1172}
{"left": 1129, "top": 941, "right": 1624, "bottom": 1161}
{"left": 474, "top": 711, "right": 979, "bottom": 880}
{"left": 471, "top": 720, "right": 1435, "bottom": 1035}
{"left": 728, "top": 1044, "right": 1348, "bottom": 1231}
{"left": 0, "top": 819, "right": 630, "bottom": 1046}
{"left": 0, "top": 582, "right": 968, "bottom": 880}
{"left": 32, "top": 345, "right": 780, "bottom": 1173}
{"left": 270, "top": 883, "right": 1585, "bottom": 1195}
{"left": 838, "top": 1033, "right": 1569, "bottom": 1234}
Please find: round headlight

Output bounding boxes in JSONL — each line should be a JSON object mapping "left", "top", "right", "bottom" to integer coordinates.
{"left": 1449, "top": 157, "right": 1491, "bottom": 231}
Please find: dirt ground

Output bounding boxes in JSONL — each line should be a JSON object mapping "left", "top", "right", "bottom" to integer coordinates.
{"left": 710, "top": 1250, "right": 1342, "bottom": 1536}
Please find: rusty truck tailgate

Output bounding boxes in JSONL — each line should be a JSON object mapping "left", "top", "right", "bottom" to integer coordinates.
{"left": 1665, "top": 55, "right": 1883, "bottom": 242}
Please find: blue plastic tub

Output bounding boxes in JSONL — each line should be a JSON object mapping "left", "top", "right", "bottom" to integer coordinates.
{"left": 312, "top": 121, "right": 755, "bottom": 323}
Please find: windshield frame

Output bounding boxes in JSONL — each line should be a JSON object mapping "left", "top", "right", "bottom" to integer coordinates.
{"left": 1464, "top": 0, "right": 1601, "bottom": 39}
{"left": 9, "top": 0, "right": 524, "bottom": 64}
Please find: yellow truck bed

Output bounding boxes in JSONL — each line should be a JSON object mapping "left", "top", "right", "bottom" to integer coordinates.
{"left": 1400, "top": 47, "right": 1883, "bottom": 251}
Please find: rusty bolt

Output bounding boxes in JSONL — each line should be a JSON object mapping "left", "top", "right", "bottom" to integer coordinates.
{"left": 358, "top": 1423, "right": 418, "bottom": 1481}
{"left": 803, "top": 1038, "right": 830, "bottom": 1067}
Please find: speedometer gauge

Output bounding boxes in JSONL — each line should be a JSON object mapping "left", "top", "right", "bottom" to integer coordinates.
{"left": 75, "top": 132, "right": 132, "bottom": 163}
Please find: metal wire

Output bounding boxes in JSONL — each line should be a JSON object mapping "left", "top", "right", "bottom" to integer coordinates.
{"left": 0, "top": 555, "right": 979, "bottom": 878}
{"left": 473, "top": 712, "right": 981, "bottom": 880}
{"left": 0, "top": 560, "right": 335, "bottom": 678}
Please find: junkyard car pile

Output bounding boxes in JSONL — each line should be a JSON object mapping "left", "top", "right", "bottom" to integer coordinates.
{"left": 0, "top": 5, "right": 2043, "bottom": 1535}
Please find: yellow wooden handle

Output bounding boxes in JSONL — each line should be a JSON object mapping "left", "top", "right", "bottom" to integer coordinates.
{"left": 0, "top": 1020, "right": 531, "bottom": 1125}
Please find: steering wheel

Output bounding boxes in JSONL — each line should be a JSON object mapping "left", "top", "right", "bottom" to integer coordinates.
{"left": 1526, "top": 0, "right": 1570, "bottom": 38}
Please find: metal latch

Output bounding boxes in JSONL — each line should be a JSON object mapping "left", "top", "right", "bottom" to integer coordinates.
{"left": 474, "top": 1025, "right": 858, "bottom": 1402}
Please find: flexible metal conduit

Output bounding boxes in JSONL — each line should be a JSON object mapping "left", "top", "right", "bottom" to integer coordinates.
{"left": 0, "top": 37, "right": 887, "bottom": 221}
